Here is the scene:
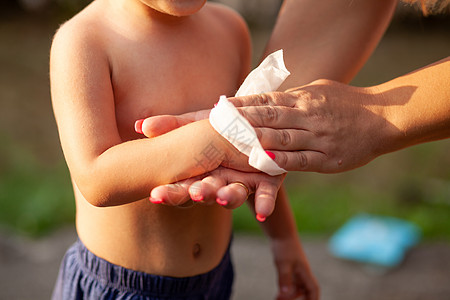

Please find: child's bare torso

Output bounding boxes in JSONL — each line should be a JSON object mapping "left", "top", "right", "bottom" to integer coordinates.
{"left": 72, "top": 0, "right": 247, "bottom": 277}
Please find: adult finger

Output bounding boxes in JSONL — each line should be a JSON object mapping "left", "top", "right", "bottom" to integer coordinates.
{"left": 136, "top": 109, "right": 211, "bottom": 138}
{"left": 215, "top": 182, "right": 250, "bottom": 209}
{"left": 214, "top": 172, "right": 283, "bottom": 220}
{"left": 255, "top": 127, "right": 318, "bottom": 151}
{"left": 253, "top": 179, "right": 280, "bottom": 221}
{"left": 188, "top": 175, "right": 227, "bottom": 205}
{"left": 187, "top": 181, "right": 204, "bottom": 202}
{"left": 138, "top": 115, "right": 190, "bottom": 138}
{"left": 228, "top": 91, "right": 297, "bottom": 108}
{"left": 236, "top": 106, "right": 308, "bottom": 129}
{"left": 269, "top": 150, "right": 331, "bottom": 173}
{"left": 184, "top": 168, "right": 283, "bottom": 217}
{"left": 150, "top": 182, "right": 192, "bottom": 206}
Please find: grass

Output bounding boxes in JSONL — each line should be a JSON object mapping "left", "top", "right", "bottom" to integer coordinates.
{"left": 287, "top": 181, "right": 450, "bottom": 239}
{"left": 233, "top": 179, "right": 450, "bottom": 240}
{"left": 0, "top": 136, "right": 75, "bottom": 237}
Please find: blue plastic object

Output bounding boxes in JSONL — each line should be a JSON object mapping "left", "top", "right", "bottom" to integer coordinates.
{"left": 329, "top": 214, "right": 421, "bottom": 267}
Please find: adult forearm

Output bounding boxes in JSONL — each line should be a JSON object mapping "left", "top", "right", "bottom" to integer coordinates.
{"left": 373, "top": 57, "right": 450, "bottom": 154}
{"left": 266, "top": 0, "right": 397, "bottom": 89}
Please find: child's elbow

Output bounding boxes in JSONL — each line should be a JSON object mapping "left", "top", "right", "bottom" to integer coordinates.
{"left": 86, "top": 191, "right": 114, "bottom": 208}
{"left": 77, "top": 181, "right": 113, "bottom": 207}
{"left": 75, "top": 173, "right": 118, "bottom": 207}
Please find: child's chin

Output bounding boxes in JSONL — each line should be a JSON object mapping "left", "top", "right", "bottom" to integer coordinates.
{"left": 156, "top": 0, "right": 207, "bottom": 17}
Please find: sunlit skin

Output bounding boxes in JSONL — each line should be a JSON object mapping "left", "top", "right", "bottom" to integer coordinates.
{"left": 142, "top": 0, "right": 398, "bottom": 209}
{"left": 144, "top": 0, "right": 449, "bottom": 212}
{"left": 231, "top": 58, "right": 450, "bottom": 173}
{"left": 51, "top": 0, "right": 250, "bottom": 278}
{"left": 50, "top": 0, "right": 318, "bottom": 297}
{"left": 137, "top": 0, "right": 207, "bottom": 16}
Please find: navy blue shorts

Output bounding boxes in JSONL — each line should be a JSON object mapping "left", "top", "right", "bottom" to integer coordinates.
{"left": 52, "top": 239, "right": 234, "bottom": 300}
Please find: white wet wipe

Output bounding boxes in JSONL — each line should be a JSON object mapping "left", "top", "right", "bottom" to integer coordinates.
{"left": 209, "top": 50, "right": 290, "bottom": 176}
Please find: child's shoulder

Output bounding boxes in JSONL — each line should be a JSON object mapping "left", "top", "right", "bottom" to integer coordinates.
{"left": 202, "top": 3, "right": 250, "bottom": 52}
{"left": 202, "top": 3, "right": 251, "bottom": 81}
{"left": 51, "top": 1, "right": 105, "bottom": 52}
{"left": 50, "top": 1, "right": 110, "bottom": 76}
{"left": 204, "top": 2, "right": 248, "bottom": 32}
{"left": 205, "top": 2, "right": 245, "bottom": 22}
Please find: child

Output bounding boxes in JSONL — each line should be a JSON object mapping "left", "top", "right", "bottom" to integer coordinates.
{"left": 50, "top": 0, "right": 317, "bottom": 299}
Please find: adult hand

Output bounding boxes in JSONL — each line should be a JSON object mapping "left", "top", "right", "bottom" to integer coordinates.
{"left": 140, "top": 112, "right": 286, "bottom": 218}
{"left": 140, "top": 79, "right": 405, "bottom": 212}
{"left": 230, "top": 79, "right": 404, "bottom": 173}
{"left": 150, "top": 167, "right": 286, "bottom": 219}
{"left": 140, "top": 80, "right": 400, "bottom": 173}
{"left": 137, "top": 109, "right": 210, "bottom": 138}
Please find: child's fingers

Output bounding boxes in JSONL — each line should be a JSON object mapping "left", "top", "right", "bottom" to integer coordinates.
{"left": 275, "top": 263, "right": 296, "bottom": 300}
{"left": 294, "top": 265, "right": 320, "bottom": 300}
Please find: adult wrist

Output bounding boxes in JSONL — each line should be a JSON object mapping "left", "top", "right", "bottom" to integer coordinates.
{"left": 365, "top": 85, "right": 407, "bottom": 157}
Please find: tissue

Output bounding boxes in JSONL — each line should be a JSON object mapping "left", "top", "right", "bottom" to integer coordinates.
{"left": 209, "top": 50, "right": 290, "bottom": 176}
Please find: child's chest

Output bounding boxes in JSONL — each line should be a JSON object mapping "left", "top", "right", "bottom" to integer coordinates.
{"left": 107, "top": 32, "right": 242, "bottom": 140}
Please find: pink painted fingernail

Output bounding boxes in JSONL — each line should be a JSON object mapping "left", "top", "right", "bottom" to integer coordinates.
{"left": 256, "top": 214, "right": 266, "bottom": 222}
{"left": 265, "top": 151, "right": 276, "bottom": 160}
{"left": 192, "top": 194, "right": 204, "bottom": 202}
{"left": 135, "top": 119, "right": 144, "bottom": 134}
{"left": 213, "top": 102, "right": 218, "bottom": 108}
{"left": 216, "top": 197, "right": 228, "bottom": 206}
{"left": 149, "top": 197, "right": 164, "bottom": 204}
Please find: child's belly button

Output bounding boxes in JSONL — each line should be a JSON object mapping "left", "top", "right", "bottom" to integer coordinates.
{"left": 192, "top": 243, "right": 201, "bottom": 259}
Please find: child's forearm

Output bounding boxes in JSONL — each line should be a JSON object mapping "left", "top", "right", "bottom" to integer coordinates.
{"left": 259, "top": 184, "right": 319, "bottom": 299}
{"left": 72, "top": 120, "right": 232, "bottom": 207}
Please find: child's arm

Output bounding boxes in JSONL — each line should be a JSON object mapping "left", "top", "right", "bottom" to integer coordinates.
{"left": 251, "top": 185, "right": 319, "bottom": 300}
{"left": 49, "top": 23, "right": 245, "bottom": 207}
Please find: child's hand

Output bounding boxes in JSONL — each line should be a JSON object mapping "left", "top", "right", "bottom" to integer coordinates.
{"left": 271, "top": 236, "right": 319, "bottom": 300}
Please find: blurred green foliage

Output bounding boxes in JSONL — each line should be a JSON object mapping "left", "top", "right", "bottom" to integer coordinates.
{"left": 233, "top": 141, "right": 450, "bottom": 240}
{"left": 4, "top": 0, "right": 91, "bottom": 12}
{"left": 0, "top": 2, "right": 449, "bottom": 240}
{"left": 233, "top": 176, "right": 450, "bottom": 240}
{"left": 0, "top": 135, "right": 75, "bottom": 237}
